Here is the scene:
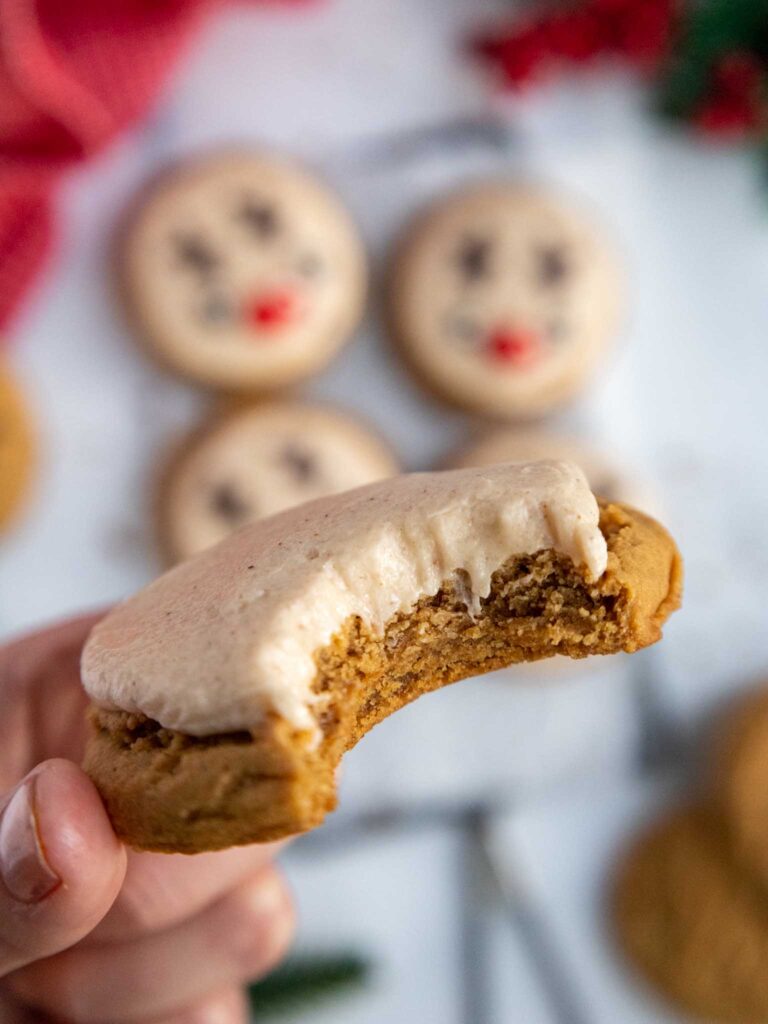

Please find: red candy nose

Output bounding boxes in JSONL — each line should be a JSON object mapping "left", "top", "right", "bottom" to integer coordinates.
{"left": 487, "top": 328, "right": 541, "bottom": 368}
{"left": 246, "top": 289, "right": 300, "bottom": 330}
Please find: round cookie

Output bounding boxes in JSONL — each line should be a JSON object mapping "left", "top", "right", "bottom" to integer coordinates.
{"left": 446, "top": 429, "right": 637, "bottom": 506}
{"left": 613, "top": 803, "right": 768, "bottom": 1023}
{"left": 388, "top": 183, "right": 621, "bottom": 420}
{"left": 84, "top": 464, "right": 681, "bottom": 851}
{"left": 120, "top": 151, "right": 367, "bottom": 392}
{"left": 159, "top": 401, "right": 399, "bottom": 562}
{"left": 715, "top": 686, "right": 768, "bottom": 891}
{"left": 0, "top": 360, "right": 35, "bottom": 534}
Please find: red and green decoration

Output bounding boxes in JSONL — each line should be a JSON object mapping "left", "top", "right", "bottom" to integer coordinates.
{"left": 471, "top": 0, "right": 768, "bottom": 142}
{"left": 249, "top": 951, "right": 370, "bottom": 1017}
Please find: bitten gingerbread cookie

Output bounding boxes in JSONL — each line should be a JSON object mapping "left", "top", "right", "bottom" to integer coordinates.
{"left": 0, "top": 360, "right": 35, "bottom": 534}
{"left": 159, "top": 401, "right": 399, "bottom": 563}
{"left": 447, "top": 428, "right": 641, "bottom": 507}
{"left": 388, "top": 183, "right": 621, "bottom": 419}
{"left": 614, "top": 804, "right": 768, "bottom": 1023}
{"left": 120, "top": 151, "right": 367, "bottom": 392}
{"left": 83, "top": 461, "right": 681, "bottom": 852}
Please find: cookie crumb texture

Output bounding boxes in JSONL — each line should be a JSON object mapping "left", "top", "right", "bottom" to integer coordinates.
{"left": 84, "top": 503, "right": 681, "bottom": 853}
{"left": 614, "top": 805, "right": 768, "bottom": 1024}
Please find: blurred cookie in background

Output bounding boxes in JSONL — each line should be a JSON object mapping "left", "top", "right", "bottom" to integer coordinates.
{"left": 119, "top": 150, "right": 367, "bottom": 393}
{"left": 446, "top": 427, "right": 643, "bottom": 508}
{"left": 0, "top": 360, "right": 36, "bottom": 536}
{"left": 613, "top": 803, "right": 768, "bottom": 1024}
{"left": 715, "top": 686, "right": 768, "bottom": 894}
{"left": 158, "top": 401, "right": 399, "bottom": 563}
{"left": 388, "top": 182, "right": 621, "bottom": 420}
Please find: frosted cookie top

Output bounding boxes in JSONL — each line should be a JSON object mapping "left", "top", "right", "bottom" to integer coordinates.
{"left": 83, "top": 461, "right": 607, "bottom": 738}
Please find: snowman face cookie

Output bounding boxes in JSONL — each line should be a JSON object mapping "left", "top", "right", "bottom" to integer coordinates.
{"left": 121, "top": 153, "right": 367, "bottom": 391}
{"left": 390, "top": 184, "right": 621, "bottom": 419}
{"left": 160, "top": 402, "right": 399, "bottom": 563}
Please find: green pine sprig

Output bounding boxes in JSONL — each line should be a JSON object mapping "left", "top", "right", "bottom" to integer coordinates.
{"left": 656, "top": 0, "right": 768, "bottom": 121}
{"left": 248, "top": 952, "right": 371, "bottom": 1018}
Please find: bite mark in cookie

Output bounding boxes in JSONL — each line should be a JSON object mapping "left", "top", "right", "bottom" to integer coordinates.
{"left": 83, "top": 462, "right": 681, "bottom": 851}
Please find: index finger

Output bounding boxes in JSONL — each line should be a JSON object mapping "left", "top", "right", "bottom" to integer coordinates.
{"left": 2, "top": 611, "right": 105, "bottom": 691}
{"left": 84, "top": 839, "right": 288, "bottom": 944}
{"left": 1, "top": 611, "right": 108, "bottom": 795}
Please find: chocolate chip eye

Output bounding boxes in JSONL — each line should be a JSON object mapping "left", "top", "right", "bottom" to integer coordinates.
{"left": 200, "top": 294, "right": 233, "bottom": 325}
{"left": 444, "top": 312, "right": 480, "bottom": 344}
{"left": 296, "top": 253, "right": 323, "bottom": 279}
{"left": 547, "top": 316, "right": 568, "bottom": 343}
{"left": 238, "top": 198, "right": 279, "bottom": 239}
{"left": 174, "top": 233, "right": 219, "bottom": 277}
{"left": 457, "top": 236, "right": 491, "bottom": 283}
{"left": 209, "top": 483, "right": 252, "bottom": 524}
{"left": 279, "top": 444, "right": 319, "bottom": 483}
{"left": 538, "top": 246, "right": 569, "bottom": 286}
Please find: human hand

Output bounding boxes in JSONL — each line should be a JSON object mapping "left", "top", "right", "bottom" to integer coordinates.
{"left": 0, "top": 613, "right": 294, "bottom": 1023}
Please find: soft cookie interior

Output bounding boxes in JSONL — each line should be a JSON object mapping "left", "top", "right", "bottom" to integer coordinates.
{"left": 84, "top": 502, "right": 681, "bottom": 853}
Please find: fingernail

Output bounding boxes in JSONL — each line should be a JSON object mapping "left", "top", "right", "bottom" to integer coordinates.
{"left": 0, "top": 776, "right": 61, "bottom": 903}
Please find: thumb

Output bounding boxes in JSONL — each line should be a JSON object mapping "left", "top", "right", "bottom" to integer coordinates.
{"left": 0, "top": 759, "right": 127, "bottom": 978}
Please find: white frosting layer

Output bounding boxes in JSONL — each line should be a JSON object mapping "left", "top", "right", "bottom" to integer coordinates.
{"left": 82, "top": 461, "right": 607, "bottom": 737}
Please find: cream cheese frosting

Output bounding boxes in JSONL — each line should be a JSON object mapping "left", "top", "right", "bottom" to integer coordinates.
{"left": 82, "top": 460, "right": 607, "bottom": 738}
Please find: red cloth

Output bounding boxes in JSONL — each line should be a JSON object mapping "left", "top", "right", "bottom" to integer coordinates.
{"left": 0, "top": 0, "right": 303, "bottom": 335}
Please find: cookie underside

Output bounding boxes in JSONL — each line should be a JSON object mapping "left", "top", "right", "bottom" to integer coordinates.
{"left": 84, "top": 503, "right": 681, "bottom": 853}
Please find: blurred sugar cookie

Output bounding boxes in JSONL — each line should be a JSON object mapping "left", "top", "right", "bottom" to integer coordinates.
{"left": 446, "top": 428, "right": 639, "bottom": 506}
{"left": 158, "top": 402, "right": 399, "bottom": 563}
{"left": 120, "top": 151, "right": 367, "bottom": 392}
{"left": 614, "top": 804, "right": 768, "bottom": 1024}
{"left": 388, "top": 183, "right": 621, "bottom": 420}
{"left": 0, "top": 361, "right": 35, "bottom": 535}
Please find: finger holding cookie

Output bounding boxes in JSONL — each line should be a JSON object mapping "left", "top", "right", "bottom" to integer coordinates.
{"left": 83, "top": 461, "right": 681, "bottom": 852}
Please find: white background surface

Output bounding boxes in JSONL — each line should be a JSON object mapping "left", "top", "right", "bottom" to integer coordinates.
{"left": 1, "top": 0, "right": 767, "bottom": 1020}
